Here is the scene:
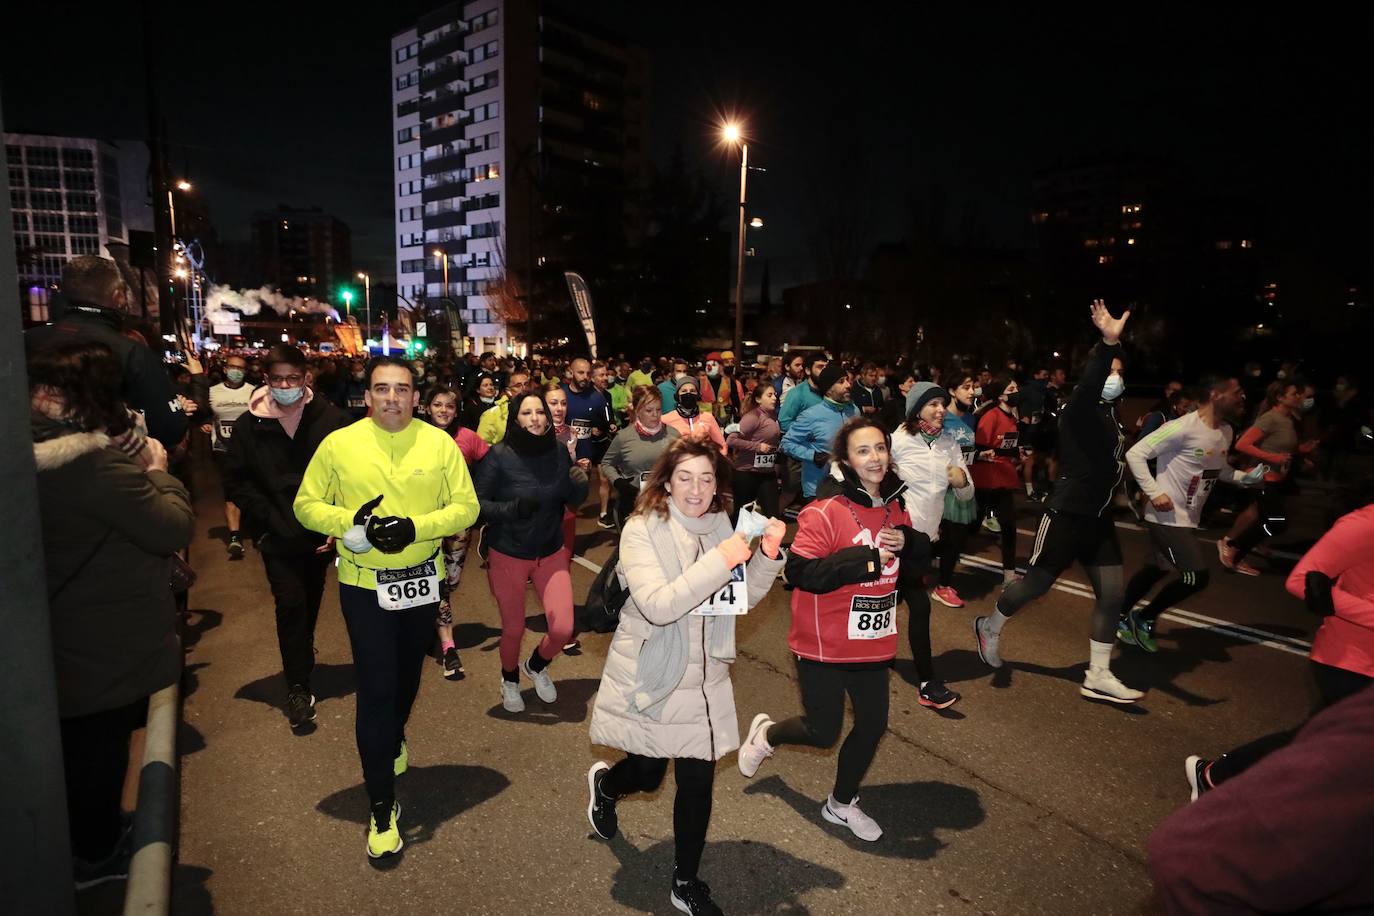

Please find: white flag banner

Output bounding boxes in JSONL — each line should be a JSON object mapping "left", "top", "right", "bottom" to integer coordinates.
{"left": 563, "top": 271, "right": 598, "bottom": 359}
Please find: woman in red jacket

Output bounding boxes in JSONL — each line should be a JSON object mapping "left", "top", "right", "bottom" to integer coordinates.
{"left": 735, "top": 416, "right": 930, "bottom": 842}
{"left": 971, "top": 373, "right": 1023, "bottom": 582}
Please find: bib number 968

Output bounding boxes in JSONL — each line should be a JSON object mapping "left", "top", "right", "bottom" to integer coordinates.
{"left": 376, "top": 559, "right": 440, "bottom": 611}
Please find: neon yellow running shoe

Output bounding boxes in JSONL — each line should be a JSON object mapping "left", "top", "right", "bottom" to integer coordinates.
{"left": 393, "top": 741, "right": 408, "bottom": 777}
{"left": 367, "top": 801, "right": 403, "bottom": 859}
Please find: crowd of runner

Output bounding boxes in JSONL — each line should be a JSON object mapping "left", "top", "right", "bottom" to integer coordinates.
{"left": 27, "top": 256, "right": 1374, "bottom": 913}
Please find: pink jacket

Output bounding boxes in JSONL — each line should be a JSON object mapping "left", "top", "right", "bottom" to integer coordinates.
{"left": 1286, "top": 504, "right": 1374, "bottom": 678}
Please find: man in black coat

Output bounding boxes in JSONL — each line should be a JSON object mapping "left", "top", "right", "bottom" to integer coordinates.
{"left": 223, "top": 345, "right": 351, "bottom": 730}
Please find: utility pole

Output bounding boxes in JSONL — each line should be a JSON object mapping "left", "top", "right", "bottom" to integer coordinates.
{"left": 143, "top": 0, "right": 174, "bottom": 341}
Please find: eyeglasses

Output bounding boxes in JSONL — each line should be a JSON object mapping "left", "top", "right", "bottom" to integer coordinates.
{"left": 268, "top": 374, "right": 304, "bottom": 386}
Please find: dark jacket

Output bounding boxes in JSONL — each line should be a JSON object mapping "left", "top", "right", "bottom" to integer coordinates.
{"left": 26, "top": 302, "right": 189, "bottom": 448}
{"left": 34, "top": 427, "right": 193, "bottom": 717}
{"left": 1048, "top": 340, "right": 1126, "bottom": 517}
{"left": 333, "top": 376, "right": 369, "bottom": 419}
{"left": 852, "top": 382, "right": 886, "bottom": 416}
{"left": 222, "top": 392, "right": 352, "bottom": 555}
{"left": 474, "top": 416, "right": 589, "bottom": 560}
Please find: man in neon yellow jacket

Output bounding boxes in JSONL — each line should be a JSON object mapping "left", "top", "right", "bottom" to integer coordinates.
{"left": 294, "top": 356, "right": 479, "bottom": 861}
{"left": 476, "top": 367, "right": 531, "bottom": 444}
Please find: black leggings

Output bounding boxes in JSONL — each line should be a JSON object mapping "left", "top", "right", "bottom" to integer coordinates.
{"left": 601, "top": 754, "right": 716, "bottom": 879}
{"left": 937, "top": 518, "right": 972, "bottom": 587}
{"left": 766, "top": 658, "right": 889, "bottom": 804}
{"left": 60, "top": 696, "right": 148, "bottom": 860}
{"left": 901, "top": 582, "right": 934, "bottom": 683}
{"left": 731, "top": 469, "right": 780, "bottom": 521}
{"left": 1121, "top": 565, "right": 1210, "bottom": 623}
{"left": 1208, "top": 661, "right": 1371, "bottom": 785}
{"left": 977, "top": 488, "right": 1018, "bottom": 571}
{"left": 339, "top": 584, "right": 437, "bottom": 805}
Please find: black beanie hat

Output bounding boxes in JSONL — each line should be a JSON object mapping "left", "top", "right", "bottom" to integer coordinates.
{"left": 815, "top": 363, "right": 847, "bottom": 397}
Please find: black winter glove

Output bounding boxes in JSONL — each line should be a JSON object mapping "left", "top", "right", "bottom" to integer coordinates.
{"left": 366, "top": 515, "right": 416, "bottom": 553}
{"left": 515, "top": 496, "right": 539, "bottom": 519}
{"left": 813, "top": 451, "right": 831, "bottom": 468}
{"left": 353, "top": 494, "right": 384, "bottom": 525}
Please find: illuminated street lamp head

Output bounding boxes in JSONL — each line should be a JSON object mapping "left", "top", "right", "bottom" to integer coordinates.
{"left": 749, "top": 217, "right": 765, "bottom": 229}
{"left": 432, "top": 249, "right": 444, "bottom": 258}
{"left": 175, "top": 180, "right": 192, "bottom": 191}
{"left": 722, "top": 123, "right": 741, "bottom": 144}
{"left": 174, "top": 268, "right": 188, "bottom": 279}
{"left": 356, "top": 272, "right": 367, "bottom": 280}
{"left": 342, "top": 291, "right": 354, "bottom": 304}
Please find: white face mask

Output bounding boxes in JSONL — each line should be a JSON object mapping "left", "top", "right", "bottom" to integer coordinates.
{"left": 877, "top": 375, "right": 887, "bottom": 388}
{"left": 972, "top": 387, "right": 983, "bottom": 398}
{"left": 1101, "top": 373, "right": 1125, "bottom": 401}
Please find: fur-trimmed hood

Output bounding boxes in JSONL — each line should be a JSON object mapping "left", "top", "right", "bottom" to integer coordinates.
{"left": 33, "top": 431, "right": 112, "bottom": 472}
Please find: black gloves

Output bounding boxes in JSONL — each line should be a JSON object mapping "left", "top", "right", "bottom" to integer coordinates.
{"left": 515, "top": 496, "right": 540, "bottom": 519}
{"left": 354, "top": 494, "right": 384, "bottom": 525}
{"left": 1304, "top": 571, "right": 1335, "bottom": 618}
{"left": 813, "top": 451, "right": 831, "bottom": 468}
{"left": 366, "top": 516, "right": 416, "bottom": 553}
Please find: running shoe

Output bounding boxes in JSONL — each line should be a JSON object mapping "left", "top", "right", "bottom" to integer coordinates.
{"left": 442, "top": 646, "right": 465, "bottom": 681}
{"left": 930, "top": 586, "right": 964, "bottom": 608}
{"left": 586, "top": 762, "right": 617, "bottom": 840}
{"left": 563, "top": 639, "right": 582, "bottom": 653}
{"left": 670, "top": 875, "right": 724, "bottom": 916}
{"left": 737, "top": 713, "right": 775, "bottom": 777}
{"left": 1081, "top": 667, "right": 1144, "bottom": 704}
{"left": 73, "top": 825, "right": 131, "bottom": 890}
{"left": 286, "top": 686, "right": 316, "bottom": 731}
{"left": 974, "top": 616, "right": 1003, "bottom": 669}
{"left": 227, "top": 535, "right": 245, "bottom": 560}
{"left": 982, "top": 515, "right": 1002, "bottom": 534}
{"left": 1116, "top": 616, "right": 1139, "bottom": 648}
{"left": 1129, "top": 613, "right": 1158, "bottom": 653}
{"left": 366, "top": 801, "right": 403, "bottom": 859}
{"left": 1233, "top": 559, "right": 1262, "bottom": 577}
{"left": 520, "top": 659, "right": 557, "bottom": 703}
{"left": 393, "top": 740, "right": 408, "bottom": 777}
{"left": 1216, "top": 536, "right": 1239, "bottom": 571}
{"left": 1003, "top": 569, "right": 1019, "bottom": 585}
{"left": 500, "top": 677, "right": 525, "bottom": 713}
{"left": 821, "top": 794, "right": 883, "bottom": 841}
{"left": 1184, "top": 755, "right": 1213, "bottom": 802}
{"left": 918, "top": 681, "right": 960, "bottom": 710}
{"left": 598, "top": 513, "right": 616, "bottom": 530}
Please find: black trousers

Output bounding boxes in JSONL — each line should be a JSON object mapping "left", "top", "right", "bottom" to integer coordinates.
{"left": 731, "top": 469, "right": 780, "bottom": 521}
{"left": 1209, "top": 661, "right": 1371, "bottom": 785}
{"left": 977, "top": 488, "right": 1018, "bottom": 570}
{"left": 338, "top": 584, "right": 437, "bottom": 805}
{"left": 767, "top": 658, "right": 889, "bottom": 804}
{"left": 262, "top": 550, "right": 333, "bottom": 688}
{"left": 60, "top": 696, "right": 148, "bottom": 860}
{"left": 602, "top": 754, "right": 716, "bottom": 879}
{"left": 937, "top": 518, "right": 972, "bottom": 588}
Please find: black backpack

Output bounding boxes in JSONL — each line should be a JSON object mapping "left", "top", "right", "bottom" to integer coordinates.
{"left": 581, "top": 547, "right": 629, "bottom": 634}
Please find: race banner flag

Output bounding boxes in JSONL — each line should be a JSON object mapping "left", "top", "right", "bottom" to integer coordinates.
{"left": 563, "top": 271, "right": 598, "bottom": 359}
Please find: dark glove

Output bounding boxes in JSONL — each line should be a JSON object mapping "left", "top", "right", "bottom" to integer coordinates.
{"left": 515, "top": 496, "right": 539, "bottom": 519}
{"left": 813, "top": 451, "right": 831, "bottom": 468}
{"left": 353, "top": 494, "right": 384, "bottom": 525}
{"left": 614, "top": 477, "right": 639, "bottom": 500}
{"left": 1304, "top": 571, "right": 1335, "bottom": 618}
{"left": 366, "top": 515, "right": 416, "bottom": 553}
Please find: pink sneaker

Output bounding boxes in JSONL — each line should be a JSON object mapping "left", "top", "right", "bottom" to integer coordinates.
{"left": 1233, "top": 559, "right": 1261, "bottom": 577}
{"left": 930, "top": 586, "right": 965, "bottom": 608}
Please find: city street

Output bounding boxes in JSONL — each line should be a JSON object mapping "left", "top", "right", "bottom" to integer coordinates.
{"left": 137, "top": 461, "right": 1329, "bottom": 914}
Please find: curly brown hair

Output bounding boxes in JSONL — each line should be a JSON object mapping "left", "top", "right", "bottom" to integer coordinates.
{"left": 632, "top": 436, "right": 734, "bottom": 519}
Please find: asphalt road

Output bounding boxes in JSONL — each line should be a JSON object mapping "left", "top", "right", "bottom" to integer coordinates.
{"left": 99, "top": 459, "right": 1338, "bottom": 915}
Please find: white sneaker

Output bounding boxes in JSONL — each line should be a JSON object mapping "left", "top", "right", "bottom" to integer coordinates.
{"left": 520, "top": 659, "right": 557, "bottom": 703}
{"left": 1003, "top": 569, "right": 1019, "bottom": 585}
{"left": 974, "top": 616, "right": 1003, "bottom": 669}
{"left": 500, "top": 677, "right": 525, "bottom": 713}
{"left": 821, "top": 794, "right": 883, "bottom": 841}
{"left": 737, "top": 713, "right": 775, "bottom": 778}
{"left": 1081, "top": 666, "right": 1144, "bottom": 704}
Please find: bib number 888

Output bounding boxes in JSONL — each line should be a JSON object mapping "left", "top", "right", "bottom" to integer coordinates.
{"left": 387, "top": 579, "right": 432, "bottom": 602}
{"left": 854, "top": 610, "right": 892, "bottom": 632}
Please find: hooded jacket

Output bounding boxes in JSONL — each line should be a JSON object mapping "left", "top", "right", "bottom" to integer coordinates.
{"left": 1049, "top": 340, "right": 1126, "bottom": 517}
{"left": 472, "top": 403, "right": 590, "bottom": 560}
{"left": 222, "top": 386, "right": 351, "bottom": 554}
{"left": 34, "top": 425, "right": 193, "bottom": 717}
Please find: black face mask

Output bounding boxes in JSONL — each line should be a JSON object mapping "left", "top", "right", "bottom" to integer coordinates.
{"left": 640, "top": 361, "right": 653, "bottom": 372}
{"left": 1004, "top": 392, "right": 1021, "bottom": 408}
{"left": 677, "top": 391, "right": 700, "bottom": 412}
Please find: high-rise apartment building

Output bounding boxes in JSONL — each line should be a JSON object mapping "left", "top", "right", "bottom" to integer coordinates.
{"left": 392, "top": 0, "right": 648, "bottom": 355}
{"left": 250, "top": 206, "right": 353, "bottom": 301}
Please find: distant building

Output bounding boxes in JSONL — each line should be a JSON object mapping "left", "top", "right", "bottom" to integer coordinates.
{"left": 391, "top": 0, "right": 649, "bottom": 355}
{"left": 250, "top": 205, "right": 352, "bottom": 301}
{"left": 5, "top": 133, "right": 152, "bottom": 321}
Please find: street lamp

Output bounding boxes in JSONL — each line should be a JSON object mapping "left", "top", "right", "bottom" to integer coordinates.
{"left": 175, "top": 179, "right": 192, "bottom": 192}
{"left": 722, "top": 122, "right": 749, "bottom": 363}
{"left": 431, "top": 249, "right": 448, "bottom": 298}
{"left": 356, "top": 271, "right": 371, "bottom": 342}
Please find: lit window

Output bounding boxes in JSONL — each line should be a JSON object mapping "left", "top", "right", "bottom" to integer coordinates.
{"left": 1083, "top": 238, "right": 1099, "bottom": 249}
{"left": 1126, "top": 238, "right": 1136, "bottom": 246}
{"left": 1216, "top": 240, "right": 1233, "bottom": 250}
{"left": 1031, "top": 211, "right": 1049, "bottom": 224}
{"left": 1240, "top": 239, "right": 1253, "bottom": 249}
{"left": 1098, "top": 255, "right": 1113, "bottom": 265}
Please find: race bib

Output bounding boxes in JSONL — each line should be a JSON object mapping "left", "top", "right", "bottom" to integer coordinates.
{"left": 692, "top": 564, "right": 748, "bottom": 616}
{"left": 637, "top": 470, "right": 651, "bottom": 491}
{"left": 347, "top": 396, "right": 366, "bottom": 409}
{"left": 375, "top": 559, "right": 440, "bottom": 611}
{"left": 753, "top": 452, "right": 776, "bottom": 470}
{"left": 848, "top": 592, "right": 897, "bottom": 640}
{"left": 571, "top": 418, "right": 593, "bottom": 440}
{"left": 1185, "top": 468, "right": 1222, "bottom": 509}
{"left": 216, "top": 418, "right": 235, "bottom": 441}
{"left": 996, "top": 432, "right": 1020, "bottom": 453}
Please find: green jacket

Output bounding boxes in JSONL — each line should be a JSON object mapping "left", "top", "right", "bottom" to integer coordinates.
{"left": 477, "top": 396, "right": 510, "bottom": 444}
{"left": 294, "top": 418, "right": 480, "bottom": 590}
{"left": 609, "top": 382, "right": 630, "bottom": 426}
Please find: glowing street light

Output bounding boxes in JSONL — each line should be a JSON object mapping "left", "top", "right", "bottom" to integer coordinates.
{"left": 721, "top": 121, "right": 749, "bottom": 362}
{"left": 356, "top": 272, "right": 372, "bottom": 341}
{"left": 174, "top": 268, "right": 188, "bottom": 279}
{"left": 749, "top": 216, "right": 764, "bottom": 229}
{"left": 175, "top": 179, "right": 192, "bottom": 191}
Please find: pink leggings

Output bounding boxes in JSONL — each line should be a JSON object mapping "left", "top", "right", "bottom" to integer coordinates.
{"left": 487, "top": 548, "right": 575, "bottom": 672}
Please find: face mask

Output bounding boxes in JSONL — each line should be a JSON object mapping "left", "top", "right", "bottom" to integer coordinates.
{"left": 1301, "top": 397, "right": 1315, "bottom": 412}
{"left": 480, "top": 395, "right": 495, "bottom": 405}
{"left": 1101, "top": 374, "right": 1125, "bottom": 401}
{"left": 877, "top": 375, "right": 887, "bottom": 388}
{"left": 677, "top": 391, "right": 700, "bottom": 411}
{"left": 270, "top": 386, "right": 305, "bottom": 406}
{"left": 426, "top": 375, "right": 437, "bottom": 385}
{"left": 1250, "top": 369, "right": 1262, "bottom": 378}
{"left": 972, "top": 387, "right": 983, "bottom": 398}
{"left": 225, "top": 368, "right": 245, "bottom": 384}
{"left": 640, "top": 361, "right": 652, "bottom": 372}
{"left": 1276, "top": 370, "right": 1288, "bottom": 380}
{"left": 1004, "top": 392, "right": 1021, "bottom": 408}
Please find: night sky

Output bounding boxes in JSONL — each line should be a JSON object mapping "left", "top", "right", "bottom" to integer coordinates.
{"left": 4, "top": 3, "right": 1371, "bottom": 296}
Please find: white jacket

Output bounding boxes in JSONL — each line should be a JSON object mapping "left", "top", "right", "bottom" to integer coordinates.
{"left": 890, "top": 425, "right": 974, "bottom": 540}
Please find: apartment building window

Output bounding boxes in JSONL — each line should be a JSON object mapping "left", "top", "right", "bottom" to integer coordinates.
{"left": 468, "top": 192, "right": 500, "bottom": 211}
{"left": 5, "top": 145, "right": 21, "bottom": 165}
{"left": 106, "top": 215, "right": 123, "bottom": 238}
{"left": 400, "top": 258, "right": 426, "bottom": 273}
{"left": 469, "top": 9, "right": 499, "bottom": 31}
{"left": 470, "top": 40, "right": 499, "bottom": 64}
{"left": 29, "top": 169, "right": 60, "bottom": 189}
{"left": 33, "top": 234, "right": 66, "bottom": 252}
{"left": 399, "top": 231, "right": 424, "bottom": 247}
{"left": 397, "top": 98, "right": 420, "bottom": 118}
{"left": 61, "top": 148, "right": 94, "bottom": 169}
{"left": 397, "top": 126, "right": 416, "bottom": 143}
{"left": 399, "top": 205, "right": 423, "bottom": 222}
{"left": 70, "top": 215, "right": 98, "bottom": 235}
{"left": 33, "top": 212, "right": 66, "bottom": 233}
{"left": 66, "top": 171, "right": 96, "bottom": 191}
{"left": 395, "top": 41, "right": 420, "bottom": 63}
{"left": 12, "top": 212, "right": 28, "bottom": 233}
{"left": 395, "top": 70, "right": 420, "bottom": 90}
{"left": 71, "top": 236, "right": 99, "bottom": 255}
{"left": 470, "top": 220, "right": 501, "bottom": 239}
{"left": 27, "top": 147, "right": 59, "bottom": 168}
{"left": 472, "top": 101, "right": 500, "bottom": 124}
{"left": 30, "top": 191, "right": 63, "bottom": 210}
{"left": 67, "top": 192, "right": 96, "bottom": 212}
{"left": 469, "top": 70, "right": 500, "bottom": 92}
{"left": 397, "top": 152, "right": 421, "bottom": 170}
{"left": 472, "top": 162, "right": 500, "bottom": 182}
{"left": 398, "top": 179, "right": 423, "bottom": 196}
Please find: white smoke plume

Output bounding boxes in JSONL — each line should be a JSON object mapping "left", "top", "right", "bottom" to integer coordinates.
{"left": 205, "top": 284, "right": 340, "bottom": 322}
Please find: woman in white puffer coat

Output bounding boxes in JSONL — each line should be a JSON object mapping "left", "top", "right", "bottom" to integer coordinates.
{"left": 888, "top": 381, "right": 974, "bottom": 710}
{"left": 586, "top": 436, "right": 785, "bottom": 916}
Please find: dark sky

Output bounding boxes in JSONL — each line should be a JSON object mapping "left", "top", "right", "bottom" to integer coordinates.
{"left": 4, "top": 3, "right": 1371, "bottom": 294}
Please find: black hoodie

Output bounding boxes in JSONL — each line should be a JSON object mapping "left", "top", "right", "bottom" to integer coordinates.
{"left": 1048, "top": 340, "right": 1126, "bottom": 517}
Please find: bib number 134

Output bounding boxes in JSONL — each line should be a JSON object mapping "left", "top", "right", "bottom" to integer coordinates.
{"left": 376, "top": 559, "right": 440, "bottom": 611}
{"left": 848, "top": 593, "right": 897, "bottom": 640}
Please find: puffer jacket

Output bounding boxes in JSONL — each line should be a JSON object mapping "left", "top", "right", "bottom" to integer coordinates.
{"left": 35, "top": 427, "right": 193, "bottom": 717}
{"left": 473, "top": 416, "right": 589, "bottom": 560}
{"left": 589, "top": 507, "right": 784, "bottom": 760}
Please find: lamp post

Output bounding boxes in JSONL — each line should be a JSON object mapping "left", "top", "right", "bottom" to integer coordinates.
{"left": 723, "top": 124, "right": 748, "bottom": 363}
{"left": 356, "top": 271, "right": 371, "bottom": 342}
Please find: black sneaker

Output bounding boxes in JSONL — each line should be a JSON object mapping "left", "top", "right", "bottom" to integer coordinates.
{"left": 442, "top": 646, "right": 465, "bottom": 681}
{"left": 670, "top": 875, "right": 723, "bottom": 916}
{"left": 73, "top": 826, "right": 131, "bottom": 890}
{"left": 586, "top": 762, "right": 617, "bottom": 839}
{"left": 227, "top": 535, "right": 245, "bottom": 560}
{"left": 598, "top": 513, "right": 616, "bottom": 530}
{"left": 917, "top": 680, "right": 961, "bottom": 710}
{"left": 1185, "top": 755, "right": 1213, "bottom": 802}
{"left": 287, "top": 686, "right": 317, "bottom": 730}
{"left": 563, "top": 639, "right": 582, "bottom": 654}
